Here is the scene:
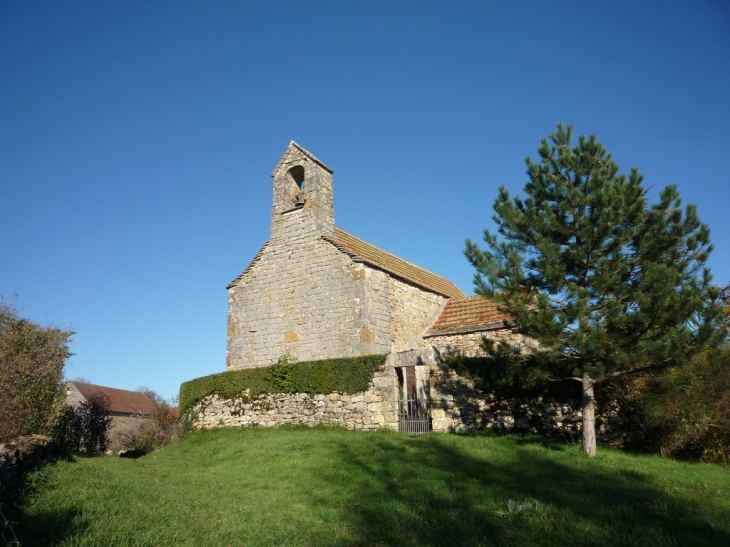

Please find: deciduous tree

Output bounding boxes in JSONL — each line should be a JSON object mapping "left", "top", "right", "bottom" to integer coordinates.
{"left": 0, "top": 302, "right": 73, "bottom": 442}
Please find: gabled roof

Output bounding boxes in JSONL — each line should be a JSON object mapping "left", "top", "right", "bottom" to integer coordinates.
{"left": 270, "top": 141, "right": 333, "bottom": 177}
{"left": 67, "top": 382, "right": 156, "bottom": 416}
{"left": 331, "top": 228, "right": 465, "bottom": 299}
{"left": 426, "top": 295, "right": 513, "bottom": 335}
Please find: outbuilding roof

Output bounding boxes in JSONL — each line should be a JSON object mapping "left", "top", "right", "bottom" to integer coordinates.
{"left": 428, "top": 295, "right": 513, "bottom": 332}
{"left": 332, "top": 228, "right": 465, "bottom": 299}
{"left": 67, "top": 382, "right": 156, "bottom": 416}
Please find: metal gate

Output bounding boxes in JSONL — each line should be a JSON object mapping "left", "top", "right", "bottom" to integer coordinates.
{"left": 398, "top": 399, "right": 431, "bottom": 436}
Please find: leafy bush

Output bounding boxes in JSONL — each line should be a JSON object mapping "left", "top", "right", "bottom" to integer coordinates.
{"left": 0, "top": 302, "right": 73, "bottom": 442}
{"left": 63, "top": 393, "right": 112, "bottom": 455}
{"left": 643, "top": 345, "right": 730, "bottom": 462}
{"left": 179, "top": 354, "right": 387, "bottom": 414}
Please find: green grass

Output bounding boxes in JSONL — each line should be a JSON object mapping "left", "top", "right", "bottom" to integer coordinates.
{"left": 3, "top": 427, "right": 729, "bottom": 547}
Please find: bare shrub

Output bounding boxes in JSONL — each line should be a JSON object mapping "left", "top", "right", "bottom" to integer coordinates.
{"left": 0, "top": 302, "right": 73, "bottom": 442}
{"left": 115, "top": 390, "right": 178, "bottom": 454}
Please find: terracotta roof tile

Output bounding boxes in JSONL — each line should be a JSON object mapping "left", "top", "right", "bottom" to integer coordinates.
{"left": 68, "top": 382, "right": 156, "bottom": 416}
{"left": 333, "top": 228, "right": 465, "bottom": 298}
{"left": 430, "top": 295, "right": 513, "bottom": 330}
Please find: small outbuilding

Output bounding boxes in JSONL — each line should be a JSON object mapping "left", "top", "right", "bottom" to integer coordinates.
{"left": 64, "top": 381, "right": 156, "bottom": 431}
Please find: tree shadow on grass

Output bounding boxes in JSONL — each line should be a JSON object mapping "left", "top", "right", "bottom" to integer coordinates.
{"left": 313, "top": 431, "right": 729, "bottom": 547}
{"left": 0, "top": 458, "right": 90, "bottom": 547}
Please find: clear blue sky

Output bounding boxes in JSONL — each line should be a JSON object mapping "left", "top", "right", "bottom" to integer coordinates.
{"left": 2, "top": 1, "right": 729, "bottom": 401}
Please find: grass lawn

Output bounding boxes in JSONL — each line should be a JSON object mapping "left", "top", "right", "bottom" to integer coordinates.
{"left": 3, "top": 426, "right": 729, "bottom": 546}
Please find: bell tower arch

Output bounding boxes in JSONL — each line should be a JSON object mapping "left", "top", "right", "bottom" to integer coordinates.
{"left": 270, "top": 141, "right": 334, "bottom": 243}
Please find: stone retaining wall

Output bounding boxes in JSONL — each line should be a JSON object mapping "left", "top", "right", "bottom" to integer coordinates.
{"left": 0, "top": 435, "right": 54, "bottom": 488}
{"left": 191, "top": 350, "right": 645, "bottom": 448}
{"left": 429, "top": 361, "right": 645, "bottom": 447}
{"left": 193, "top": 390, "right": 400, "bottom": 431}
{"left": 192, "top": 356, "right": 400, "bottom": 431}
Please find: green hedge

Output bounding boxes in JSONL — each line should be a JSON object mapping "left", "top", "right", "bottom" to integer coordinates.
{"left": 179, "top": 354, "right": 387, "bottom": 414}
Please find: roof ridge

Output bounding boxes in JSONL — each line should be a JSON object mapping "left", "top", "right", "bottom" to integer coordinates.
{"left": 68, "top": 381, "right": 145, "bottom": 394}
{"left": 67, "top": 382, "right": 156, "bottom": 415}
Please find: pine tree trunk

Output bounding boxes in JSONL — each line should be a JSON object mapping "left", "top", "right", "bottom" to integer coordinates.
{"left": 581, "top": 372, "right": 597, "bottom": 457}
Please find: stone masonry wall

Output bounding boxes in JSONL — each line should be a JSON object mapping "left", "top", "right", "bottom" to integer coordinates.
{"left": 227, "top": 238, "right": 390, "bottom": 369}
{"left": 228, "top": 142, "right": 464, "bottom": 371}
{"left": 425, "top": 328, "right": 521, "bottom": 357}
{"left": 194, "top": 348, "right": 644, "bottom": 447}
{"left": 270, "top": 144, "right": 334, "bottom": 242}
{"left": 226, "top": 235, "right": 449, "bottom": 370}
{"left": 428, "top": 360, "right": 645, "bottom": 448}
{"left": 356, "top": 265, "right": 393, "bottom": 354}
{"left": 0, "top": 435, "right": 54, "bottom": 488}
{"left": 388, "top": 276, "right": 446, "bottom": 353}
{"left": 193, "top": 357, "right": 400, "bottom": 431}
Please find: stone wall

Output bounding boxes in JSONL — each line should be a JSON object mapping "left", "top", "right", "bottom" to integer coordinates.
{"left": 227, "top": 239, "right": 390, "bottom": 369}
{"left": 388, "top": 276, "right": 446, "bottom": 353}
{"left": 356, "top": 265, "right": 392, "bottom": 354}
{"left": 428, "top": 361, "right": 645, "bottom": 448}
{"left": 270, "top": 143, "right": 335, "bottom": 243}
{"left": 226, "top": 140, "right": 453, "bottom": 370}
{"left": 0, "top": 435, "right": 54, "bottom": 488}
{"left": 64, "top": 381, "right": 86, "bottom": 406}
{"left": 192, "top": 355, "right": 400, "bottom": 431}
{"left": 227, "top": 143, "right": 380, "bottom": 369}
{"left": 194, "top": 348, "right": 645, "bottom": 448}
{"left": 425, "top": 327, "right": 521, "bottom": 357}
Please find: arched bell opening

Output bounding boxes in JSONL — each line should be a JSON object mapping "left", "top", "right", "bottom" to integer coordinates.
{"left": 287, "top": 165, "right": 306, "bottom": 208}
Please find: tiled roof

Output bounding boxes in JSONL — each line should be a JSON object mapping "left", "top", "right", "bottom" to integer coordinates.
{"left": 68, "top": 382, "right": 156, "bottom": 416}
{"left": 332, "top": 228, "right": 465, "bottom": 298}
{"left": 429, "top": 295, "right": 513, "bottom": 331}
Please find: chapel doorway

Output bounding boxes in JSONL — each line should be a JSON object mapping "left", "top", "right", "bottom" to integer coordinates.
{"left": 397, "top": 364, "right": 431, "bottom": 436}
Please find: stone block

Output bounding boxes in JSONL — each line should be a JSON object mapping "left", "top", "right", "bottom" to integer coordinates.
{"left": 372, "top": 376, "right": 394, "bottom": 388}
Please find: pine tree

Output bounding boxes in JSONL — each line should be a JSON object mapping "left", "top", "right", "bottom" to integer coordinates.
{"left": 465, "top": 124, "right": 725, "bottom": 456}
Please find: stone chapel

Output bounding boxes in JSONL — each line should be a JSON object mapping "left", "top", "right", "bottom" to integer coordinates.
{"left": 193, "top": 142, "right": 626, "bottom": 437}
{"left": 225, "top": 142, "right": 521, "bottom": 373}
